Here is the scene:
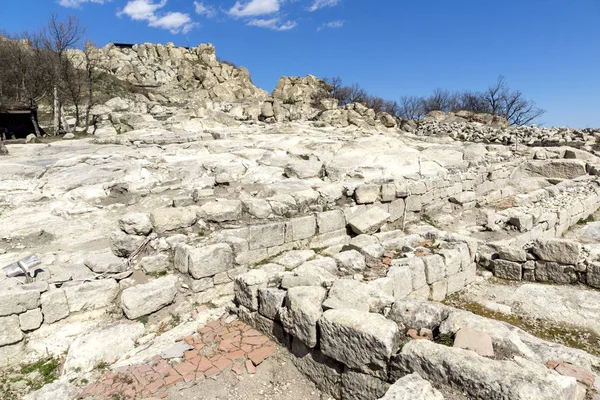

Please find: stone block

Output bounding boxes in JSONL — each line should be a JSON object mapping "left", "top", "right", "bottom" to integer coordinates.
{"left": 0, "top": 315, "right": 23, "bottom": 346}
{"left": 316, "top": 210, "right": 346, "bottom": 234}
{"left": 199, "top": 200, "right": 243, "bottom": 222}
{"left": 150, "top": 206, "right": 198, "bottom": 233}
{"left": 19, "top": 308, "right": 43, "bottom": 331}
{"left": 187, "top": 243, "right": 234, "bottom": 279}
{"left": 355, "top": 184, "right": 381, "bottom": 204}
{"left": 429, "top": 278, "right": 447, "bottom": 301}
{"left": 121, "top": 276, "right": 177, "bottom": 319}
{"left": 234, "top": 269, "right": 268, "bottom": 311}
{"left": 348, "top": 207, "right": 391, "bottom": 235}
{"left": 379, "top": 373, "right": 444, "bottom": 400}
{"left": 319, "top": 309, "right": 400, "bottom": 370}
{"left": 40, "top": 289, "right": 69, "bottom": 324}
{"left": 493, "top": 259, "right": 522, "bottom": 281}
{"left": 248, "top": 223, "right": 285, "bottom": 250}
{"left": 533, "top": 239, "right": 581, "bottom": 265}
{"left": 258, "top": 287, "right": 286, "bottom": 320}
{"left": 0, "top": 288, "right": 41, "bottom": 317}
{"left": 422, "top": 255, "right": 445, "bottom": 284}
{"left": 286, "top": 216, "right": 317, "bottom": 241}
{"left": 280, "top": 286, "right": 326, "bottom": 348}
{"left": 64, "top": 280, "right": 119, "bottom": 313}
{"left": 535, "top": 261, "right": 578, "bottom": 284}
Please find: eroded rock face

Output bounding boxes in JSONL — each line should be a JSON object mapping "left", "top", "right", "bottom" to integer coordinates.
{"left": 379, "top": 373, "right": 444, "bottom": 400}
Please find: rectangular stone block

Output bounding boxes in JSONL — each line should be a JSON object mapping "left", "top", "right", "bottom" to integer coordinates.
{"left": 535, "top": 261, "right": 578, "bottom": 284}
{"left": 248, "top": 222, "right": 285, "bottom": 250}
{"left": 286, "top": 216, "right": 317, "bottom": 241}
{"left": 493, "top": 259, "right": 522, "bottom": 281}
{"left": 317, "top": 210, "right": 346, "bottom": 234}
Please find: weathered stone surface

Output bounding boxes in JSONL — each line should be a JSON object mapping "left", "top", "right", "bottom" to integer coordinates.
{"left": 109, "top": 231, "right": 145, "bottom": 257}
{"left": 493, "top": 259, "right": 523, "bottom": 281}
{"left": 355, "top": 184, "right": 381, "bottom": 204}
{"left": 64, "top": 322, "right": 145, "bottom": 373}
{"left": 139, "top": 253, "right": 170, "bottom": 274}
{"left": 84, "top": 251, "right": 124, "bottom": 274}
{"left": 150, "top": 207, "right": 198, "bottom": 233}
{"left": 258, "top": 287, "right": 286, "bottom": 320}
{"left": 490, "top": 243, "right": 527, "bottom": 263}
{"left": 187, "top": 243, "right": 234, "bottom": 279}
{"left": 533, "top": 239, "right": 581, "bottom": 265}
{"left": 453, "top": 327, "right": 494, "bottom": 357}
{"left": 199, "top": 200, "right": 243, "bottom": 222}
{"left": 393, "top": 258, "right": 427, "bottom": 290}
{"left": 379, "top": 373, "right": 444, "bottom": 400}
{"left": 286, "top": 216, "right": 317, "bottom": 241}
{"left": 63, "top": 280, "right": 119, "bottom": 313}
{"left": 422, "top": 255, "right": 445, "bottom": 284}
{"left": 332, "top": 250, "right": 366, "bottom": 272}
{"left": 342, "top": 370, "right": 390, "bottom": 400}
{"left": 248, "top": 223, "right": 285, "bottom": 250}
{"left": 319, "top": 309, "right": 400, "bottom": 370}
{"left": 118, "top": 213, "right": 152, "bottom": 235}
{"left": 327, "top": 279, "right": 394, "bottom": 313}
{"left": 291, "top": 338, "right": 343, "bottom": 399}
{"left": 121, "top": 276, "right": 177, "bottom": 319}
{"left": 386, "top": 265, "right": 413, "bottom": 300}
{"left": 0, "top": 315, "right": 23, "bottom": 346}
{"left": 292, "top": 263, "right": 337, "bottom": 287}
{"left": 348, "top": 207, "right": 391, "bottom": 234}
{"left": 535, "top": 261, "right": 578, "bottom": 284}
{"left": 388, "top": 298, "right": 450, "bottom": 331}
{"left": 274, "top": 250, "right": 315, "bottom": 269}
{"left": 22, "top": 379, "right": 79, "bottom": 400}
{"left": 0, "top": 288, "right": 41, "bottom": 316}
{"left": 280, "top": 286, "right": 326, "bottom": 348}
{"left": 234, "top": 269, "right": 268, "bottom": 311}
{"left": 41, "top": 289, "right": 69, "bottom": 324}
{"left": 393, "top": 340, "right": 580, "bottom": 400}
{"left": 317, "top": 210, "right": 346, "bottom": 234}
{"left": 19, "top": 308, "right": 43, "bottom": 331}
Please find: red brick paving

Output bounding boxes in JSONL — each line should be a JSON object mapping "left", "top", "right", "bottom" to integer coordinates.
{"left": 78, "top": 314, "right": 276, "bottom": 399}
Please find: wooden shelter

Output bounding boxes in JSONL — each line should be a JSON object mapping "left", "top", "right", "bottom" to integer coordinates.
{"left": 0, "top": 102, "right": 44, "bottom": 140}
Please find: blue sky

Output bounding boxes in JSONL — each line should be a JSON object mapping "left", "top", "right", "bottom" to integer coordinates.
{"left": 2, "top": 0, "right": 600, "bottom": 127}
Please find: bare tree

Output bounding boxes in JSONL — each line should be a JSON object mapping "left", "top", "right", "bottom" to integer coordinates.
{"left": 484, "top": 75, "right": 545, "bottom": 125}
{"left": 398, "top": 96, "right": 425, "bottom": 120}
{"left": 43, "top": 14, "right": 86, "bottom": 134}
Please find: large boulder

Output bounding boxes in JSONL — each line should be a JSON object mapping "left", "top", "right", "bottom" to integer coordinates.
{"left": 121, "top": 276, "right": 177, "bottom": 319}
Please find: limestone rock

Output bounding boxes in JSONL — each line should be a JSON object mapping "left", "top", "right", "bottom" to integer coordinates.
{"left": 379, "top": 373, "right": 444, "bottom": 400}
{"left": 258, "top": 287, "right": 286, "bottom": 320}
{"left": 0, "top": 287, "right": 41, "bottom": 317}
{"left": 121, "top": 276, "right": 177, "bottom": 319}
{"left": 234, "top": 269, "right": 268, "bottom": 311}
{"left": 280, "top": 286, "right": 327, "bottom": 348}
{"left": 22, "top": 379, "right": 79, "bottom": 400}
{"left": 63, "top": 279, "right": 119, "bottom": 313}
{"left": 393, "top": 340, "right": 580, "bottom": 400}
{"left": 349, "top": 207, "right": 391, "bottom": 234}
{"left": 150, "top": 207, "right": 198, "bottom": 233}
{"left": 64, "top": 322, "right": 145, "bottom": 373}
{"left": 319, "top": 309, "right": 400, "bottom": 370}
{"left": 19, "top": 308, "right": 43, "bottom": 331}
{"left": 0, "top": 315, "right": 23, "bottom": 346}
{"left": 327, "top": 279, "right": 394, "bottom": 313}
{"left": 178, "top": 243, "right": 234, "bottom": 279}
{"left": 109, "top": 231, "right": 145, "bottom": 258}
{"left": 332, "top": 250, "right": 366, "bottom": 272}
{"left": 453, "top": 327, "right": 495, "bottom": 357}
{"left": 533, "top": 239, "right": 581, "bottom": 265}
{"left": 119, "top": 213, "right": 152, "bottom": 235}
{"left": 41, "top": 289, "right": 69, "bottom": 324}
{"left": 199, "top": 200, "right": 243, "bottom": 222}
{"left": 84, "top": 251, "right": 124, "bottom": 273}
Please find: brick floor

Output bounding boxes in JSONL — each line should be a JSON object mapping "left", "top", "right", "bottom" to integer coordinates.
{"left": 78, "top": 314, "right": 277, "bottom": 399}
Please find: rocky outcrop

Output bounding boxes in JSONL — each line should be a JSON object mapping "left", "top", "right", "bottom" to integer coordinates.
{"left": 69, "top": 43, "right": 267, "bottom": 103}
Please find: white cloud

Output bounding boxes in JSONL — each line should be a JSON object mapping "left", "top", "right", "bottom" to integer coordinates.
{"left": 229, "top": 0, "right": 281, "bottom": 18}
{"left": 150, "top": 12, "right": 199, "bottom": 34}
{"left": 247, "top": 17, "right": 297, "bottom": 31}
{"left": 119, "top": 0, "right": 167, "bottom": 21}
{"left": 309, "top": 0, "right": 340, "bottom": 12}
{"left": 317, "top": 20, "right": 343, "bottom": 31}
{"left": 118, "top": 0, "right": 197, "bottom": 34}
{"left": 194, "top": 1, "right": 217, "bottom": 18}
{"left": 58, "top": 0, "right": 110, "bottom": 8}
